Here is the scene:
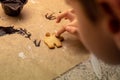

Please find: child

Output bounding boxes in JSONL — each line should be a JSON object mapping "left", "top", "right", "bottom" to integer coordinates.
{"left": 55, "top": 0, "right": 120, "bottom": 64}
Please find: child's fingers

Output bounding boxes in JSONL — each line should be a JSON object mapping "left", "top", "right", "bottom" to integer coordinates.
{"left": 55, "top": 9, "right": 77, "bottom": 37}
{"left": 56, "top": 11, "right": 68, "bottom": 23}
{"left": 55, "top": 27, "right": 66, "bottom": 37}
{"left": 56, "top": 9, "right": 75, "bottom": 23}
{"left": 65, "top": 26, "right": 77, "bottom": 34}
{"left": 55, "top": 25, "right": 77, "bottom": 37}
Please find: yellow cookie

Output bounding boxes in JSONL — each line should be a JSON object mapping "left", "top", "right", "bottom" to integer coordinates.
{"left": 44, "top": 32, "right": 64, "bottom": 49}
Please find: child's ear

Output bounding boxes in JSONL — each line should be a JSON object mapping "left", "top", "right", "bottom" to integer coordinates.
{"left": 108, "top": 18, "right": 120, "bottom": 49}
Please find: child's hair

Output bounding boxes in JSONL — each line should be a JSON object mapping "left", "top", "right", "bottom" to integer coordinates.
{"left": 77, "top": 0, "right": 101, "bottom": 23}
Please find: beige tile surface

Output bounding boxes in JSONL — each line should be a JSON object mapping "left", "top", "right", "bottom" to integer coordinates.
{"left": 0, "top": 0, "right": 89, "bottom": 80}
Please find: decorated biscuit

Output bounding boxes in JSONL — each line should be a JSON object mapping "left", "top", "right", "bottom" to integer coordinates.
{"left": 44, "top": 32, "right": 64, "bottom": 49}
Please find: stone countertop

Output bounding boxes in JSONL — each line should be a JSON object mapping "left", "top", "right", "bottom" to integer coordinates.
{"left": 55, "top": 59, "right": 120, "bottom": 80}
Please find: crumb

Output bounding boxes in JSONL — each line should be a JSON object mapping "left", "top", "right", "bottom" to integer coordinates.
{"left": 59, "top": 11, "right": 62, "bottom": 13}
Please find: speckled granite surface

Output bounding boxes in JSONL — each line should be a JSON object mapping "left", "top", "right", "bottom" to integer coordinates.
{"left": 55, "top": 59, "right": 120, "bottom": 80}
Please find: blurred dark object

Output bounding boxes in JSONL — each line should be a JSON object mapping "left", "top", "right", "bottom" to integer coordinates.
{"left": 0, "top": 26, "right": 19, "bottom": 36}
{"left": 0, "top": 0, "right": 28, "bottom": 16}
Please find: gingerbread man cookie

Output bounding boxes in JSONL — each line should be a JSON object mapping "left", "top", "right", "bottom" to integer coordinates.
{"left": 44, "top": 32, "right": 64, "bottom": 49}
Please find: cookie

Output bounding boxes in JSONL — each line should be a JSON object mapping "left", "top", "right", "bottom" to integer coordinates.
{"left": 44, "top": 32, "right": 64, "bottom": 49}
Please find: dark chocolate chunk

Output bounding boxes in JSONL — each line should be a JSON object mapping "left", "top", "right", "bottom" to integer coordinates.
{"left": 45, "top": 13, "right": 56, "bottom": 20}
{"left": 0, "top": 26, "right": 41, "bottom": 48}
{"left": 33, "top": 39, "right": 41, "bottom": 47}
{"left": 0, "top": 26, "right": 19, "bottom": 36}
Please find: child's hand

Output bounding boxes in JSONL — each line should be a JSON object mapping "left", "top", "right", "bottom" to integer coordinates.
{"left": 55, "top": 9, "right": 79, "bottom": 37}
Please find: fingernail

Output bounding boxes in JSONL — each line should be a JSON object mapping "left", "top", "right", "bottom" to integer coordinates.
{"left": 55, "top": 32, "right": 59, "bottom": 37}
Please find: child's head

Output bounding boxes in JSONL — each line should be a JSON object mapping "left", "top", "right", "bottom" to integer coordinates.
{"left": 65, "top": 0, "right": 120, "bottom": 64}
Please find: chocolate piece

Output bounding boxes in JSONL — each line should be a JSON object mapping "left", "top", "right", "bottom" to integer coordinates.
{"left": 0, "top": 26, "right": 19, "bottom": 36}
{"left": 0, "top": 26, "right": 40, "bottom": 47}
{"left": 45, "top": 13, "right": 56, "bottom": 20}
{"left": 33, "top": 39, "right": 41, "bottom": 47}
{"left": 1, "top": 0, "right": 28, "bottom": 16}
{"left": 17, "top": 28, "right": 32, "bottom": 39}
